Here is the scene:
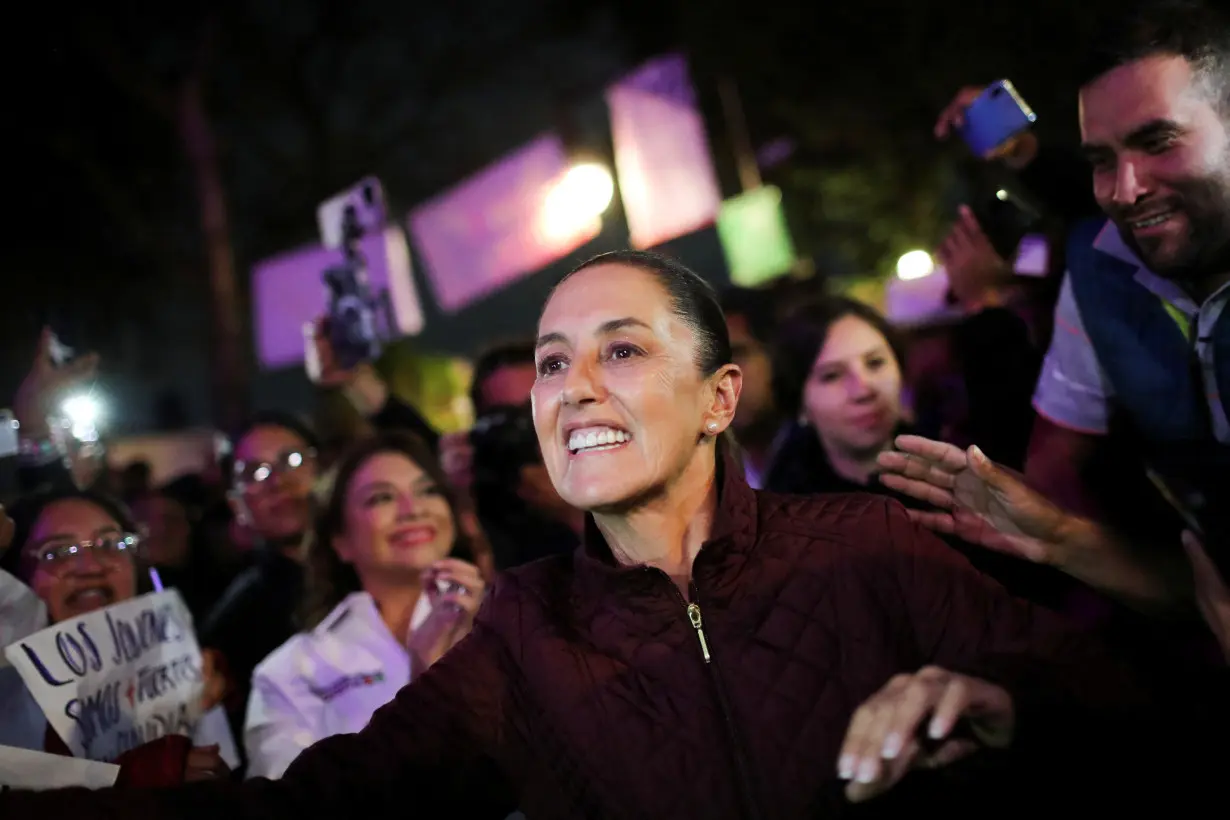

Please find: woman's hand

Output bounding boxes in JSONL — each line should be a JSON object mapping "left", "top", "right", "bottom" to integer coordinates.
{"left": 406, "top": 558, "right": 487, "bottom": 676}
{"left": 876, "top": 435, "right": 1069, "bottom": 565}
{"left": 183, "top": 744, "right": 230, "bottom": 782}
{"left": 1183, "top": 531, "right": 1230, "bottom": 663}
{"left": 13, "top": 328, "right": 99, "bottom": 440}
{"left": 198, "top": 649, "right": 229, "bottom": 713}
{"left": 838, "top": 667, "right": 1014, "bottom": 803}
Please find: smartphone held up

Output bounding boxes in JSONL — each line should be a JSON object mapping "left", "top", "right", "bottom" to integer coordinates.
{"left": 958, "top": 80, "right": 1037, "bottom": 158}
{"left": 317, "top": 177, "right": 391, "bottom": 371}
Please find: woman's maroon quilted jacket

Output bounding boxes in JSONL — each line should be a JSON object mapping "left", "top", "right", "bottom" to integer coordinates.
{"left": 1, "top": 461, "right": 1147, "bottom": 818}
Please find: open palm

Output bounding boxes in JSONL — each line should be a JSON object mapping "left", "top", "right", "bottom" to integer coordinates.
{"left": 877, "top": 436, "right": 1068, "bottom": 565}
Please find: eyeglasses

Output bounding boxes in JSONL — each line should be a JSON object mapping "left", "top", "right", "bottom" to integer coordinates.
{"left": 30, "top": 533, "right": 141, "bottom": 566}
{"left": 234, "top": 448, "right": 317, "bottom": 488}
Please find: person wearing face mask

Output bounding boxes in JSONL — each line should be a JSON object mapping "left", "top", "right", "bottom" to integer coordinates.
{"left": 0, "top": 493, "right": 237, "bottom": 784}
{"left": 243, "top": 432, "right": 485, "bottom": 779}
{"left": 3, "top": 250, "right": 1179, "bottom": 818}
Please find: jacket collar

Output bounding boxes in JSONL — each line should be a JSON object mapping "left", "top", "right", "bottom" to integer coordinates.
{"left": 573, "top": 450, "right": 760, "bottom": 594}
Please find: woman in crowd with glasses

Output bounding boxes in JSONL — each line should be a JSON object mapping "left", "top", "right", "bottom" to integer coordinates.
{"left": 0, "top": 491, "right": 236, "bottom": 785}
{"left": 243, "top": 431, "right": 485, "bottom": 779}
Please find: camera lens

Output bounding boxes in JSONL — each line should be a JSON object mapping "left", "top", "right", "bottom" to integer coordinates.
{"left": 362, "top": 183, "right": 375, "bottom": 206}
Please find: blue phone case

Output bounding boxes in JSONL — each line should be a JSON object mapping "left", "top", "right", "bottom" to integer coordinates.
{"left": 959, "top": 81, "right": 1037, "bottom": 157}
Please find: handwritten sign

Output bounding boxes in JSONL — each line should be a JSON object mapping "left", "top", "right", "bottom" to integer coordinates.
{"left": 2, "top": 590, "right": 204, "bottom": 762}
{"left": 0, "top": 745, "right": 119, "bottom": 791}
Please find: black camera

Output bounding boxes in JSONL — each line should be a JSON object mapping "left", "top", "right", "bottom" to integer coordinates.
{"left": 470, "top": 404, "right": 542, "bottom": 487}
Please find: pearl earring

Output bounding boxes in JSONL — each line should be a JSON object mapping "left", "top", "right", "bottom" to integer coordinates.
{"left": 706, "top": 422, "right": 719, "bottom": 434}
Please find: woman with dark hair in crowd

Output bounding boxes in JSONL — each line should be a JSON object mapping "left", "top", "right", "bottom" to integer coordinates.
{"left": 0, "top": 490, "right": 237, "bottom": 784}
{"left": 765, "top": 297, "right": 913, "bottom": 496}
{"left": 765, "top": 297, "right": 1081, "bottom": 612}
{"left": 243, "top": 432, "right": 485, "bottom": 779}
{"left": 0, "top": 250, "right": 1169, "bottom": 818}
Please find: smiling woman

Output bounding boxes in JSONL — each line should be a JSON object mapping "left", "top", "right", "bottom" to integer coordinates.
{"left": 1, "top": 254, "right": 1167, "bottom": 819}
{"left": 242, "top": 431, "right": 487, "bottom": 780}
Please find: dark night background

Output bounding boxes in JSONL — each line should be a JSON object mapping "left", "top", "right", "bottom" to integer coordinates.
{"left": 4, "top": 0, "right": 1121, "bottom": 435}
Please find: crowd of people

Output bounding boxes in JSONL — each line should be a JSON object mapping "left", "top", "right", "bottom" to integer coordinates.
{"left": 1, "top": 0, "right": 1229, "bottom": 816}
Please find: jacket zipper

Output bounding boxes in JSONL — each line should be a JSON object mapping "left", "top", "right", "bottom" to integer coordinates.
{"left": 671, "top": 580, "right": 764, "bottom": 820}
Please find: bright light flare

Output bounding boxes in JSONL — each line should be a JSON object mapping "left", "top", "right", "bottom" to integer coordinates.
{"left": 539, "top": 163, "right": 615, "bottom": 245}
{"left": 62, "top": 395, "right": 102, "bottom": 442}
{"left": 896, "top": 250, "right": 935, "bottom": 281}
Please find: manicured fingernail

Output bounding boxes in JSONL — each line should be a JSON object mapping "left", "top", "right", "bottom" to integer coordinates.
{"left": 881, "top": 733, "right": 902, "bottom": 759}
{"left": 856, "top": 759, "right": 878, "bottom": 784}
{"left": 928, "top": 718, "right": 945, "bottom": 739}
{"left": 970, "top": 445, "right": 987, "bottom": 465}
{"left": 838, "top": 754, "right": 855, "bottom": 779}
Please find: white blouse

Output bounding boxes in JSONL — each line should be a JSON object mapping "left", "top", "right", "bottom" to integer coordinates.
{"left": 243, "top": 591, "right": 431, "bottom": 779}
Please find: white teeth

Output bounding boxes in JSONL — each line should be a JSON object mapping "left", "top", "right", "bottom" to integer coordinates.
{"left": 1132, "top": 212, "right": 1174, "bottom": 229}
{"left": 568, "top": 426, "right": 631, "bottom": 452}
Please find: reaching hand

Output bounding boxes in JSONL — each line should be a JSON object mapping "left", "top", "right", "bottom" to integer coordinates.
{"left": 1183, "top": 531, "right": 1230, "bottom": 663}
{"left": 876, "top": 435, "right": 1069, "bottom": 565}
{"left": 13, "top": 328, "right": 99, "bottom": 440}
{"left": 838, "top": 666, "right": 1014, "bottom": 803}
{"left": 405, "top": 558, "right": 487, "bottom": 676}
{"left": 936, "top": 206, "right": 1014, "bottom": 311}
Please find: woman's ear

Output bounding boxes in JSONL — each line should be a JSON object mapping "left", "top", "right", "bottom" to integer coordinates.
{"left": 705, "top": 364, "right": 742, "bottom": 433}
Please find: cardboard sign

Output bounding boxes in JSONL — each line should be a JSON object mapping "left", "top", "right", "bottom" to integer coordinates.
{"left": 2, "top": 591, "right": 204, "bottom": 762}
{"left": 0, "top": 745, "right": 119, "bottom": 791}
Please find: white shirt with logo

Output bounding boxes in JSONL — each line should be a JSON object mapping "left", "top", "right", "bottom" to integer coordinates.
{"left": 243, "top": 591, "right": 431, "bottom": 779}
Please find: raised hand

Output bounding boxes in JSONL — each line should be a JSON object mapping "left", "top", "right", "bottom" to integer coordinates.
{"left": 934, "top": 84, "right": 1038, "bottom": 165}
{"left": 936, "top": 206, "right": 1014, "bottom": 311}
{"left": 13, "top": 328, "right": 100, "bottom": 440}
{"left": 877, "top": 435, "right": 1068, "bottom": 565}
{"left": 305, "top": 316, "right": 389, "bottom": 415}
{"left": 304, "top": 317, "right": 353, "bottom": 389}
{"left": 934, "top": 86, "right": 987, "bottom": 140}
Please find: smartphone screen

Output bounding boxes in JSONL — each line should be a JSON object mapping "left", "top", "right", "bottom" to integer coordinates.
{"left": 959, "top": 80, "right": 1037, "bottom": 157}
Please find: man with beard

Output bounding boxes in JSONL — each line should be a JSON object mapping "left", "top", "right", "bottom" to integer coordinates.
{"left": 1027, "top": 0, "right": 1230, "bottom": 568}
